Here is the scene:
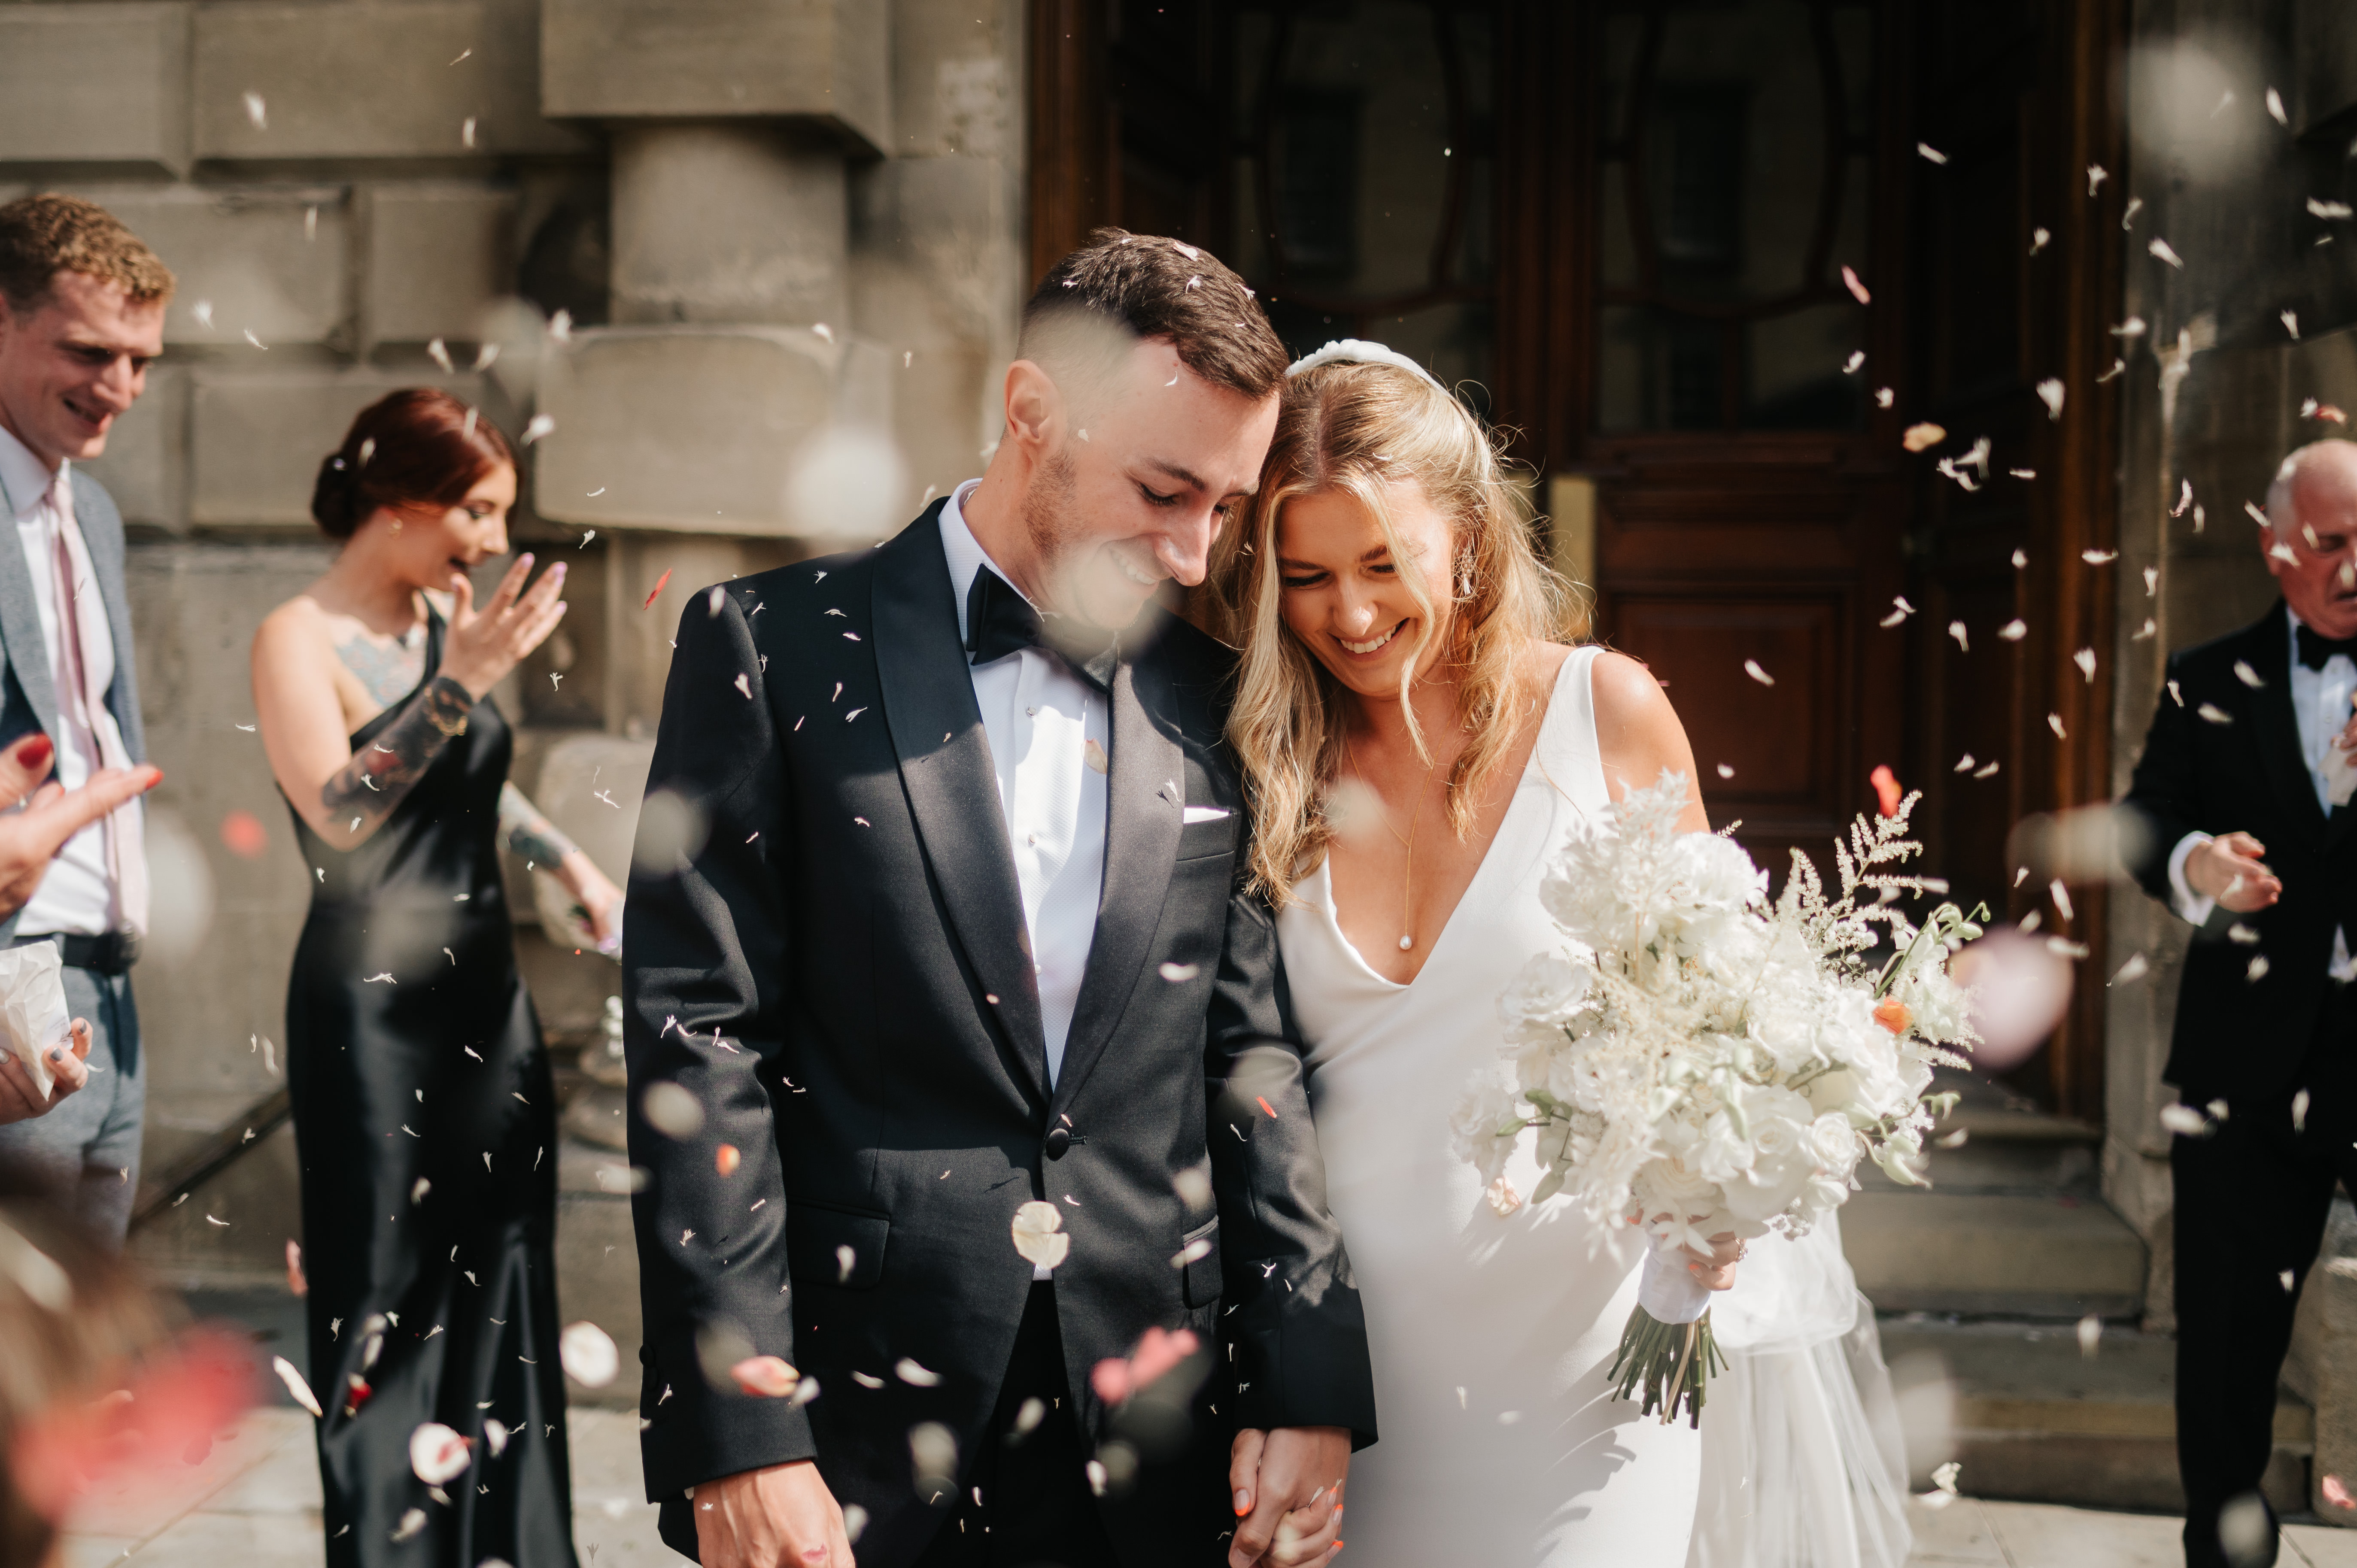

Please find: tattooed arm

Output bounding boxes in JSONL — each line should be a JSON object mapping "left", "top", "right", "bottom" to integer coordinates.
{"left": 500, "top": 780, "right": 625, "bottom": 946}
{"left": 255, "top": 553, "right": 570, "bottom": 854}
{"left": 499, "top": 781, "right": 580, "bottom": 865}
{"left": 309, "top": 675, "right": 475, "bottom": 849}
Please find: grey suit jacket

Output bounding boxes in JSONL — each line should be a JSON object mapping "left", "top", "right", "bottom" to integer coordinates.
{"left": 0, "top": 472, "right": 145, "bottom": 944}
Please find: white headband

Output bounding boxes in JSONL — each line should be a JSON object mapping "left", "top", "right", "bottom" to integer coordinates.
{"left": 1284, "top": 339, "right": 1449, "bottom": 396}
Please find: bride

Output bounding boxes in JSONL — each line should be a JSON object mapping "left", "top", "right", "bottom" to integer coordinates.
{"left": 1205, "top": 342, "right": 1740, "bottom": 1567}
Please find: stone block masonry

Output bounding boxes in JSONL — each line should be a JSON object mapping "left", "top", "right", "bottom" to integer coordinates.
{"left": 0, "top": 4, "right": 191, "bottom": 177}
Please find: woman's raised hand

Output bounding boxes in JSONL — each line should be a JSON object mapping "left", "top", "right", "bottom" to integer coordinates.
{"left": 439, "top": 555, "right": 568, "bottom": 700}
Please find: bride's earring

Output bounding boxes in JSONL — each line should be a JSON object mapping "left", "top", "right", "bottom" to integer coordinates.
{"left": 1456, "top": 555, "right": 1476, "bottom": 600}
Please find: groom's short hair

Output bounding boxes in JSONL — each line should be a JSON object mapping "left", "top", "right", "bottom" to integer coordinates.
{"left": 1021, "top": 228, "right": 1288, "bottom": 400}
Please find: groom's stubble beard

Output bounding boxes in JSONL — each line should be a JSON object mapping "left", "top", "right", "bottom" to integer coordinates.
{"left": 1020, "top": 444, "right": 1093, "bottom": 621}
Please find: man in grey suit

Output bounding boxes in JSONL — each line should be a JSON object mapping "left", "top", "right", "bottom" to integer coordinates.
{"left": 0, "top": 194, "right": 171, "bottom": 1242}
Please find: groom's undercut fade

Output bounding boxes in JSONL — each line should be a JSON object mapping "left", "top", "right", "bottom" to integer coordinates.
{"left": 1021, "top": 228, "right": 1288, "bottom": 400}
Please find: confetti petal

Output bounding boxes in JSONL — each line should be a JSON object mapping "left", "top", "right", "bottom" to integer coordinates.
{"left": 559, "top": 1321, "right": 619, "bottom": 1388}
{"left": 409, "top": 1422, "right": 471, "bottom": 1485}
{"left": 1011, "top": 1200, "right": 1069, "bottom": 1269}
{"left": 272, "top": 1355, "right": 323, "bottom": 1417}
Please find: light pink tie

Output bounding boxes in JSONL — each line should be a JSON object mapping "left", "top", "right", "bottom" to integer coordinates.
{"left": 45, "top": 468, "right": 146, "bottom": 937}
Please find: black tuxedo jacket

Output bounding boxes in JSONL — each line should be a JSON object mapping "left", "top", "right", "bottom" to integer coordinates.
{"left": 2120, "top": 600, "right": 2357, "bottom": 1102}
{"left": 623, "top": 505, "right": 1376, "bottom": 1565}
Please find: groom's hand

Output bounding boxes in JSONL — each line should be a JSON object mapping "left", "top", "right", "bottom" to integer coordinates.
{"left": 692, "top": 1460, "right": 855, "bottom": 1568}
{"left": 1229, "top": 1426, "right": 1349, "bottom": 1567}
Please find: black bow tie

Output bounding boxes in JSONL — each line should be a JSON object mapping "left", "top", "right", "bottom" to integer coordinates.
{"left": 2297, "top": 623, "right": 2357, "bottom": 672}
{"left": 964, "top": 565, "right": 1119, "bottom": 691}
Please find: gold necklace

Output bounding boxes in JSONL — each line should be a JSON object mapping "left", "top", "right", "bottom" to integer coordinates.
{"left": 1344, "top": 733, "right": 1443, "bottom": 952}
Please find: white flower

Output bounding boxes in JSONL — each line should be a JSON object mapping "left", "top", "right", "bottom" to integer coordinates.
{"left": 1500, "top": 950, "right": 1586, "bottom": 1026}
{"left": 1807, "top": 1111, "right": 1860, "bottom": 1179}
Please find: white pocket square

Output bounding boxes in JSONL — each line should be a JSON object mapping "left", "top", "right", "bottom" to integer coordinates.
{"left": 1182, "top": 805, "right": 1231, "bottom": 824}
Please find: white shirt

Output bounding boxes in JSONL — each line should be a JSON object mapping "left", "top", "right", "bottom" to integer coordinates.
{"left": 2166, "top": 607, "right": 2357, "bottom": 979}
{"left": 939, "top": 480, "right": 1110, "bottom": 1089}
{"left": 0, "top": 423, "right": 124, "bottom": 937}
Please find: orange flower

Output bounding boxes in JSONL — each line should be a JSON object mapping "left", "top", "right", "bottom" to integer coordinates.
{"left": 1873, "top": 998, "right": 1912, "bottom": 1035}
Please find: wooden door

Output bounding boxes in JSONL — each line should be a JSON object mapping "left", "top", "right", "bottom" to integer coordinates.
{"left": 1508, "top": 0, "right": 1912, "bottom": 908}
{"left": 1027, "top": 0, "right": 2123, "bottom": 1117}
{"left": 1899, "top": 0, "right": 2124, "bottom": 1120}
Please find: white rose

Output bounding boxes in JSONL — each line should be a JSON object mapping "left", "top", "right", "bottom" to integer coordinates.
{"left": 1806, "top": 1111, "right": 1859, "bottom": 1179}
{"left": 1719, "top": 1084, "right": 1816, "bottom": 1225}
{"left": 1500, "top": 950, "right": 1587, "bottom": 1026}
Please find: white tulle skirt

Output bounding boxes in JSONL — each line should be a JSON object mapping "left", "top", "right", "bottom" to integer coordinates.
{"left": 1687, "top": 1213, "right": 1914, "bottom": 1568}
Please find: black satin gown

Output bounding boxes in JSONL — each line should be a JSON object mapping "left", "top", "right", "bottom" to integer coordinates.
{"left": 284, "top": 610, "right": 578, "bottom": 1567}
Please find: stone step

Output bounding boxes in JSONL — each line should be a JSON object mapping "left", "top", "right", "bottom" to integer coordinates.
{"left": 1882, "top": 1316, "right": 2312, "bottom": 1516}
{"left": 1886, "top": 1106, "right": 2105, "bottom": 1194}
{"left": 1843, "top": 1189, "right": 2146, "bottom": 1319}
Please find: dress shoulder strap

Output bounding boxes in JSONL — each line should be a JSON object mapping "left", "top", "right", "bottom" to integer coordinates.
{"left": 1528, "top": 644, "right": 1613, "bottom": 813}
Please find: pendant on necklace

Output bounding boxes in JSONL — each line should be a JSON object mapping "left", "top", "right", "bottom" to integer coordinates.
{"left": 1398, "top": 935, "right": 1414, "bottom": 951}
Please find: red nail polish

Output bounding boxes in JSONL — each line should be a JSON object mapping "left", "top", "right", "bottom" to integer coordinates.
{"left": 17, "top": 734, "right": 51, "bottom": 767}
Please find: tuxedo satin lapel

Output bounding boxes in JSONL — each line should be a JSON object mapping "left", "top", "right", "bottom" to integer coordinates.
{"left": 870, "top": 513, "right": 1050, "bottom": 1102}
{"left": 1050, "top": 649, "right": 1183, "bottom": 1119}
{"left": 0, "top": 508, "right": 56, "bottom": 737}
{"left": 2248, "top": 606, "right": 2328, "bottom": 841}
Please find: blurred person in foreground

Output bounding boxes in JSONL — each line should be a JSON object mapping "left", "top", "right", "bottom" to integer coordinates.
{"left": 251, "top": 388, "right": 618, "bottom": 1567}
{"left": 2120, "top": 437, "right": 2357, "bottom": 1568}
{"left": 0, "top": 727, "right": 158, "bottom": 1126}
{"left": 624, "top": 231, "right": 1373, "bottom": 1568}
{"left": 0, "top": 1175, "right": 252, "bottom": 1568}
{"left": 0, "top": 195, "right": 172, "bottom": 1241}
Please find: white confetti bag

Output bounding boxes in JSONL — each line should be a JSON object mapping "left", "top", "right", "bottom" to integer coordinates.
{"left": 0, "top": 942, "right": 72, "bottom": 1100}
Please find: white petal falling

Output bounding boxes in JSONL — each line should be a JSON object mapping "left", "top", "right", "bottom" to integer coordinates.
{"left": 1917, "top": 143, "right": 1948, "bottom": 164}
{"left": 273, "top": 1356, "right": 324, "bottom": 1417}
{"left": 2036, "top": 378, "right": 2066, "bottom": 420}
{"left": 410, "top": 1422, "right": 472, "bottom": 1485}
{"left": 1742, "top": 659, "right": 1774, "bottom": 686}
{"left": 559, "top": 1321, "right": 620, "bottom": 1387}
{"left": 1011, "top": 1201, "right": 1070, "bottom": 1269}
{"left": 243, "top": 91, "right": 267, "bottom": 130}
{"left": 2267, "top": 88, "right": 2289, "bottom": 126}
{"left": 2147, "top": 237, "right": 2184, "bottom": 269}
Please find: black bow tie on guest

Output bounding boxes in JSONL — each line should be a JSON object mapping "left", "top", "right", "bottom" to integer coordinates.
{"left": 2296, "top": 623, "right": 2357, "bottom": 672}
{"left": 964, "top": 565, "right": 1121, "bottom": 691}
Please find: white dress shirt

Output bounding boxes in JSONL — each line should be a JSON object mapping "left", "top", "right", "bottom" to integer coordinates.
{"left": 0, "top": 423, "right": 126, "bottom": 937}
{"left": 2166, "top": 607, "right": 2357, "bottom": 980}
{"left": 939, "top": 480, "right": 1111, "bottom": 1088}
{"left": 940, "top": 481, "right": 1111, "bottom": 1279}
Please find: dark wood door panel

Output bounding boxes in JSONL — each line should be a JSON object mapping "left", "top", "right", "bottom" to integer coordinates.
{"left": 1604, "top": 592, "right": 1851, "bottom": 887}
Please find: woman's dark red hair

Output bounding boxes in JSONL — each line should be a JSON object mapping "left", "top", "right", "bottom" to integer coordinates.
{"left": 309, "top": 389, "right": 516, "bottom": 540}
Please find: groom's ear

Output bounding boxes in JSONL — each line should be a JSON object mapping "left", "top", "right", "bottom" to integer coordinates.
{"left": 1000, "top": 358, "right": 1065, "bottom": 458}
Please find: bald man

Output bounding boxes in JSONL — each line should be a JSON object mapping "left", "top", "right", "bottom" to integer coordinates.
{"left": 2120, "top": 437, "right": 2357, "bottom": 1568}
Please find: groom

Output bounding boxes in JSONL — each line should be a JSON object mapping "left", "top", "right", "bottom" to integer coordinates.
{"left": 624, "top": 230, "right": 1375, "bottom": 1568}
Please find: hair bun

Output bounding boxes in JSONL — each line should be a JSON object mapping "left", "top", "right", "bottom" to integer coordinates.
{"left": 309, "top": 450, "right": 361, "bottom": 536}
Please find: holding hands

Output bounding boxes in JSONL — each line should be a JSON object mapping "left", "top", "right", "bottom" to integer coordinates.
{"left": 1229, "top": 1426, "right": 1351, "bottom": 1567}
{"left": 692, "top": 1461, "right": 857, "bottom": 1568}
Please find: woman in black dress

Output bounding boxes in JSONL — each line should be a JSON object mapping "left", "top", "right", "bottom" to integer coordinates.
{"left": 250, "top": 389, "right": 620, "bottom": 1565}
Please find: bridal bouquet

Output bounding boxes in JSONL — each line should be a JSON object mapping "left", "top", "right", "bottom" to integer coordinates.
{"left": 1452, "top": 771, "right": 1982, "bottom": 1425}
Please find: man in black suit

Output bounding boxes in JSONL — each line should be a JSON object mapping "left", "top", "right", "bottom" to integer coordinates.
{"left": 2121, "top": 437, "right": 2357, "bottom": 1568}
{"left": 624, "top": 232, "right": 1375, "bottom": 1568}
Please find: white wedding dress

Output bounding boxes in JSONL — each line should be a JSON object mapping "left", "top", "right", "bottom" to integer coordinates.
{"left": 1688, "top": 1212, "right": 1913, "bottom": 1568}
{"left": 1281, "top": 648, "right": 1703, "bottom": 1567}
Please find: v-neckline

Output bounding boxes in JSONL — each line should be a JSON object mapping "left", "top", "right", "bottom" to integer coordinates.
{"left": 1310, "top": 654, "right": 1577, "bottom": 991}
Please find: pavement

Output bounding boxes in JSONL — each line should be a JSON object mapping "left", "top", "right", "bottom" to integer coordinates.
{"left": 52, "top": 1406, "right": 2357, "bottom": 1568}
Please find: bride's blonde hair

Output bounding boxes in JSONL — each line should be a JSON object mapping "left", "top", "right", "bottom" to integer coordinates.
{"left": 1204, "top": 359, "right": 1581, "bottom": 904}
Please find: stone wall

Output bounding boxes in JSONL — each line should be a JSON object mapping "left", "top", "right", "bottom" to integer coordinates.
{"left": 2106, "top": 0, "right": 2357, "bottom": 1331}
{"left": 0, "top": 0, "right": 1031, "bottom": 1330}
